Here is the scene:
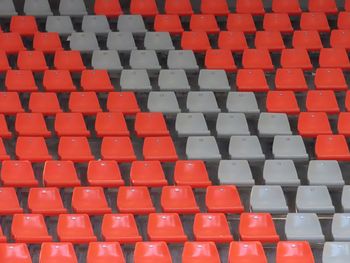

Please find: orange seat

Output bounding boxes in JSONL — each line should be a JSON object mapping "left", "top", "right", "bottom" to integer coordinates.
{"left": 143, "top": 136, "right": 178, "bottom": 162}
{"left": 190, "top": 14, "right": 219, "bottom": 34}
{"left": 54, "top": 51, "right": 86, "bottom": 72}
{"left": 33, "top": 32, "right": 63, "bottom": 53}
{"left": 87, "top": 160, "right": 124, "bottom": 187}
{"left": 11, "top": 214, "right": 52, "bottom": 243}
{"left": 266, "top": 91, "right": 300, "bottom": 114}
{"left": 228, "top": 241, "right": 267, "bottom": 263}
{"left": 10, "top": 16, "right": 38, "bottom": 36}
{"left": 0, "top": 187, "right": 22, "bottom": 215}
{"left": 101, "top": 137, "right": 136, "bottom": 162}
{"left": 205, "top": 49, "right": 237, "bottom": 72}
{"left": 102, "top": 214, "right": 142, "bottom": 243}
{"left": 181, "top": 31, "right": 211, "bottom": 52}
{"left": 15, "top": 113, "right": 51, "bottom": 137}
{"left": 147, "top": 213, "right": 187, "bottom": 243}
{"left": 236, "top": 0, "right": 265, "bottom": 15}
{"left": 16, "top": 137, "right": 52, "bottom": 162}
{"left": 330, "top": 29, "right": 350, "bottom": 50}
{"left": 338, "top": 112, "right": 350, "bottom": 136}
{"left": 17, "top": 51, "right": 48, "bottom": 72}
{"left": 94, "top": 0, "right": 123, "bottom": 17}
{"left": 0, "top": 114, "right": 11, "bottom": 138}
{"left": 236, "top": 69, "right": 269, "bottom": 92}
{"left": 0, "top": 51, "right": 11, "bottom": 72}
{"left": 276, "top": 241, "right": 315, "bottom": 263}
{"left": 315, "top": 68, "right": 347, "bottom": 90}
{"left": 239, "top": 213, "right": 279, "bottom": 243}
{"left": 306, "top": 90, "right": 339, "bottom": 113}
{"left": 134, "top": 242, "right": 171, "bottom": 263}
{"left": 263, "top": 13, "right": 293, "bottom": 33}
{"left": 298, "top": 112, "right": 332, "bottom": 138}
{"left": 218, "top": 31, "right": 248, "bottom": 52}
{"left": 275, "top": 68, "right": 308, "bottom": 91}
{"left": 338, "top": 12, "right": 350, "bottom": 29}
{"left": 39, "top": 242, "right": 78, "bottom": 263}
{"left": 0, "top": 139, "right": 9, "bottom": 160}
{"left": 300, "top": 12, "right": 330, "bottom": 32}
{"left": 81, "top": 70, "right": 114, "bottom": 92}
{"left": 95, "top": 112, "right": 129, "bottom": 137}
{"left": 130, "top": 160, "right": 167, "bottom": 187}
{"left": 227, "top": 14, "right": 256, "bottom": 33}
{"left": 315, "top": 134, "right": 350, "bottom": 160}
{"left": 182, "top": 242, "right": 220, "bottom": 263}
{"left": 292, "top": 30, "right": 323, "bottom": 51}
{"left": 201, "top": 0, "right": 229, "bottom": 15}
{"left": 43, "top": 160, "right": 80, "bottom": 187}
{"left": 107, "top": 92, "right": 140, "bottom": 115}
{"left": 154, "top": 14, "right": 184, "bottom": 35}
{"left": 194, "top": 213, "right": 233, "bottom": 243}
{"left": 242, "top": 49, "right": 273, "bottom": 71}
{"left": 43, "top": 70, "right": 76, "bottom": 92}
{"left": 69, "top": 92, "right": 102, "bottom": 115}
{"left": 28, "top": 187, "right": 67, "bottom": 216}
{"left": 55, "top": 113, "right": 90, "bottom": 137}
{"left": 58, "top": 136, "right": 94, "bottom": 162}
{"left": 72, "top": 187, "right": 111, "bottom": 215}
{"left": 135, "top": 112, "right": 169, "bottom": 137}
{"left": 1, "top": 160, "right": 37, "bottom": 187}
{"left": 57, "top": 214, "right": 97, "bottom": 244}
{"left": 308, "top": 0, "right": 337, "bottom": 14}
{"left": 0, "top": 92, "right": 24, "bottom": 115}
{"left": 164, "top": 0, "right": 193, "bottom": 16}
{"left": 29, "top": 92, "right": 62, "bottom": 115}
{"left": 0, "top": 33, "right": 26, "bottom": 54}
{"left": 161, "top": 185, "right": 200, "bottom": 214}
{"left": 87, "top": 242, "right": 125, "bottom": 263}
{"left": 206, "top": 185, "right": 244, "bottom": 214}
{"left": 130, "top": 0, "right": 158, "bottom": 16}
{"left": 174, "top": 160, "right": 211, "bottom": 187}
{"left": 280, "top": 49, "right": 312, "bottom": 70}
{"left": 255, "top": 31, "right": 285, "bottom": 51}
{"left": 117, "top": 186, "right": 155, "bottom": 214}
{"left": 0, "top": 243, "right": 31, "bottom": 263}
{"left": 5, "top": 70, "right": 38, "bottom": 92}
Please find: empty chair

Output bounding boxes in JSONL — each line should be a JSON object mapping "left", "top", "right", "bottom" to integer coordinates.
{"left": 296, "top": 186, "right": 334, "bottom": 213}
{"left": 0, "top": 244, "right": 31, "bottom": 262}
{"left": 236, "top": 0, "right": 265, "bottom": 15}
{"left": 10, "top": 16, "right": 38, "bottom": 36}
{"left": 315, "top": 135, "right": 350, "bottom": 161}
{"left": 117, "top": 186, "right": 155, "bottom": 214}
{"left": 58, "top": 137, "right": 94, "bottom": 162}
{"left": 6, "top": 70, "right": 37, "bottom": 92}
{"left": 134, "top": 112, "right": 169, "bottom": 137}
{"left": 276, "top": 241, "right": 315, "bottom": 263}
{"left": 130, "top": 161, "right": 167, "bottom": 187}
{"left": 59, "top": 0, "right": 87, "bottom": 16}
{"left": 0, "top": 33, "right": 26, "bottom": 54}
{"left": 55, "top": 113, "right": 89, "bottom": 137}
{"left": 130, "top": 0, "right": 158, "bottom": 16}
{"left": 190, "top": 14, "right": 219, "bottom": 33}
{"left": 1, "top": 160, "right": 37, "bottom": 187}
{"left": 181, "top": 31, "right": 211, "bottom": 52}
{"left": 0, "top": 0, "right": 17, "bottom": 16}
{"left": 154, "top": 14, "right": 184, "bottom": 34}
{"left": 258, "top": 113, "right": 292, "bottom": 137}
{"left": 107, "top": 92, "right": 140, "bottom": 115}
{"left": 164, "top": 0, "right": 193, "bottom": 15}
{"left": 338, "top": 112, "right": 350, "bottom": 136}
{"left": 158, "top": 69, "right": 190, "bottom": 91}
{"left": 216, "top": 113, "right": 250, "bottom": 138}
{"left": 280, "top": 48, "right": 312, "bottom": 70}
{"left": 174, "top": 160, "right": 211, "bottom": 188}
{"left": 198, "top": 70, "right": 230, "bottom": 92}
{"left": 117, "top": 15, "right": 147, "bottom": 34}
{"left": 263, "top": 13, "right": 293, "bottom": 33}
{"left": 130, "top": 50, "right": 161, "bottom": 71}
{"left": 16, "top": 137, "right": 52, "bottom": 162}
{"left": 330, "top": 30, "right": 350, "bottom": 50}
{"left": 43, "top": 160, "right": 80, "bottom": 187}
{"left": 24, "top": 0, "right": 52, "bottom": 16}
{"left": 101, "top": 137, "right": 136, "bottom": 162}
{"left": 242, "top": 49, "right": 273, "bottom": 71}
{"left": 206, "top": 185, "right": 244, "bottom": 214}
{"left": 39, "top": 242, "right": 78, "bottom": 263}
{"left": 0, "top": 92, "right": 24, "bottom": 115}
{"left": 0, "top": 187, "right": 23, "bottom": 215}
{"left": 201, "top": 0, "right": 228, "bottom": 15}
{"left": 69, "top": 92, "right": 101, "bottom": 115}
{"left": 94, "top": 0, "right": 123, "bottom": 16}
{"left": 218, "top": 31, "right": 248, "bottom": 52}
{"left": 43, "top": 70, "right": 76, "bottom": 92}
{"left": 87, "top": 242, "right": 125, "bottom": 262}
{"left": 15, "top": 113, "right": 50, "bottom": 137}
{"left": 309, "top": 0, "right": 337, "bottom": 13}
{"left": 205, "top": 49, "right": 237, "bottom": 72}
{"left": 81, "top": 70, "right": 113, "bottom": 92}
{"left": 255, "top": 31, "right": 285, "bottom": 51}
{"left": 87, "top": 160, "right": 124, "bottom": 187}
{"left": 134, "top": 242, "right": 171, "bottom": 262}
{"left": 263, "top": 160, "right": 300, "bottom": 186}
{"left": 91, "top": 50, "right": 123, "bottom": 72}
{"left": 250, "top": 186, "right": 288, "bottom": 214}
{"left": 186, "top": 136, "right": 221, "bottom": 161}
{"left": 300, "top": 12, "right": 330, "bottom": 32}
{"left": 72, "top": 187, "right": 111, "bottom": 215}
{"left": 319, "top": 48, "right": 350, "bottom": 69}
{"left": 228, "top": 241, "right": 267, "bottom": 263}
{"left": 236, "top": 69, "right": 269, "bottom": 92}
{"left": 69, "top": 32, "right": 100, "bottom": 53}
{"left": 120, "top": 70, "right": 151, "bottom": 91}
{"left": 306, "top": 90, "right": 339, "bottom": 113}
{"left": 46, "top": 16, "right": 75, "bottom": 36}
{"left": 144, "top": 32, "right": 174, "bottom": 51}
{"left": 161, "top": 185, "right": 199, "bottom": 214}
{"left": 143, "top": 136, "right": 178, "bottom": 162}
{"left": 107, "top": 32, "right": 136, "bottom": 51}
{"left": 293, "top": 30, "right": 323, "bottom": 51}
{"left": 167, "top": 50, "right": 199, "bottom": 71}
{"left": 54, "top": 51, "right": 86, "bottom": 72}
{"left": 226, "top": 92, "right": 260, "bottom": 115}
{"left": 186, "top": 91, "right": 220, "bottom": 114}
{"left": 272, "top": 135, "right": 308, "bottom": 161}
{"left": 338, "top": 11, "right": 350, "bottom": 29}
{"left": 323, "top": 242, "right": 350, "bottom": 263}
{"left": 332, "top": 214, "right": 350, "bottom": 241}
{"left": 226, "top": 13, "right": 256, "bottom": 33}
{"left": 147, "top": 91, "right": 180, "bottom": 114}
{"left": 308, "top": 160, "right": 344, "bottom": 188}
{"left": 82, "top": 15, "right": 110, "bottom": 34}
{"left": 298, "top": 112, "right": 332, "bottom": 138}
{"left": 218, "top": 160, "right": 254, "bottom": 186}
{"left": 275, "top": 68, "right": 308, "bottom": 91}
{"left": 182, "top": 242, "right": 220, "bottom": 263}
{"left": 229, "top": 136, "right": 265, "bottom": 161}
{"left": 17, "top": 51, "right": 47, "bottom": 72}
{"left": 315, "top": 68, "right": 347, "bottom": 91}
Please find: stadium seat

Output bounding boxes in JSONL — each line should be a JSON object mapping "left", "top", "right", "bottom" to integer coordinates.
{"left": 43, "top": 70, "right": 76, "bottom": 92}
{"left": 218, "top": 160, "right": 254, "bottom": 186}
{"left": 16, "top": 137, "right": 51, "bottom": 162}
{"left": 43, "top": 160, "right": 80, "bottom": 187}
{"left": 107, "top": 92, "right": 140, "bottom": 115}
{"left": 0, "top": 187, "right": 22, "bottom": 215}
{"left": 330, "top": 29, "right": 350, "bottom": 50}
{"left": 242, "top": 49, "right": 273, "bottom": 71}
{"left": 228, "top": 241, "right": 267, "bottom": 263}
{"left": 174, "top": 160, "right": 211, "bottom": 187}
{"left": 190, "top": 14, "right": 219, "bottom": 34}
{"left": 275, "top": 68, "right": 308, "bottom": 91}
{"left": 135, "top": 112, "right": 169, "bottom": 137}
{"left": 87, "top": 242, "right": 125, "bottom": 262}
{"left": 117, "top": 186, "right": 155, "bottom": 214}
{"left": 5, "top": 70, "right": 38, "bottom": 92}
{"left": 332, "top": 214, "right": 350, "bottom": 241}
{"left": 92, "top": 50, "right": 123, "bottom": 72}
{"left": 338, "top": 112, "right": 350, "bottom": 136}
{"left": 273, "top": 135, "right": 308, "bottom": 161}
{"left": 181, "top": 31, "right": 211, "bottom": 52}
{"left": 198, "top": 70, "right": 230, "bottom": 92}
{"left": 236, "top": 0, "right": 265, "bottom": 15}
{"left": 161, "top": 185, "right": 199, "bottom": 214}
{"left": 58, "top": 137, "right": 93, "bottom": 162}
{"left": 94, "top": 0, "right": 123, "bottom": 17}
{"left": 59, "top": 0, "right": 87, "bottom": 16}
{"left": 205, "top": 49, "right": 237, "bottom": 72}
{"left": 159, "top": 69, "right": 190, "bottom": 91}
{"left": 87, "top": 160, "right": 124, "bottom": 187}
{"left": 46, "top": 16, "right": 75, "bottom": 36}
{"left": 229, "top": 135, "right": 265, "bottom": 161}
{"left": 54, "top": 51, "right": 86, "bottom": 72}
{"left": 263, "top": 13, "right": 293, "bottom": 33}
{"left": 323, "top": 242, "right": 350, "bottom": 263}
{"left": 101, "top": 137, "right": 136, "bottom": 162}
{"left": 154, "top": 14, "right": 184, "bottom": 34}
{"left": 338, "top": 12, "right": 350, "bottom": 29}
{"left": 69, "top": 32, "right": 100, "bottom": 53}
{"left": 129, "top": 50, "right": 161, "bottom": 71}
{"left": 120, "top": 69, "right": 151, "bottom": 91}
{"left": 206, "top": 185, "right": 244, "bottom": 214}
{"left": 82, "top": 15, "right": 110, "bottom": 34}
{"left": 236, "top": 69, "right": 269, "bottom": 92}
{"left": 176, "top": 113, "right": 210, "bottom": 137}
{"left": 15, "top": 113, "right": 50, "bottom": 137}
{"left": 144, "top": 32, "right": 174, "bottom": 52}
{"left": 266, "top": 91, "right": 300, "bottom": 114}
{"left": 10, "top": 16, "right": 38, "bottom": 36}
{"left": 292, "top": 30, "right": 323, "bottom": 51}
{"left": 55, "top": 113, "right": 90, "bottom": 137}
{"left": 143, "top": 136, "right": 178, "bottom": 162}
{"left": 227, "top": 13, "right": 256, "bottom": 33}
{"left": 186, "top": 136, "right": 221, "bottom": 161}
{"left": 0, "top": 244, "right": 31, "bottom": 263}
{"left": 0, "top": 92, "right": 23, "bottom": 115}
{"left": 167, "top": 50, "right": 199, "bottom": 71}
{"left": 319, "top": 48, "right": 350, "bottom": 69}
{"left": 28, "top": 187, "right": 66, "bottom": 216}
{"left": 69, "top": 92, "right": 102, "bottom": 115}
{"left": 134, "top": 242, "right": 171, "bottom": 263}
{"left": 0, "top": 0, "right": 17, "bottom": 17}
{"left": 263, "top": 160, "right": 300, "bottom": 187}
{"left": 0, "top": 33, "right": 25, "bottom": 54}
{"left": 255, "top": 31, "right": 285, "bottom": 51}
{"left": 1, "top": 160, "right": 37, "bottom": 187}
{"left": 186, "top": 91, "right": 220, "bottom": 114}
{"left": 130, "top": 161, "right": 167, "bottom": 187}
{"left": 315, "top": 135, "right": 350, "bottom": 160}
{"left": 33, "top": 32, "right": 63, "bottom": 53}
{"left": 308, "top": 0, "right": 337, "bottom": 14}
{"left": 164, "top": 0, "right": 193, "bottom": 15}
{"left": 300, "top": 12, "right": 330, "bottom": 32}
{"left": 314, "top": 68, "right": 347, "bottom": 90}
{"left": 182, "top": 242, "right": 220, "bottom": 263}
{"left": 218, "top": 31, "right": 248, "bottom": 52}
{"left": 130, "top": 0, "right": 158, "bottom": 16}
{"left": 280, "top": 48, "right": 312, "bottom": 70}
{"left": 276, "top": 241, "right": 315, "bottom": 263}
{"left": 296, "top": 185, "right": 334, "bottom": 213}
{"left": 81, "top": 70, "right": 114, "bottom": 92}
{"left": 95, "top": 112, "right": 129, "bottom": 137}
{"left": 306, "top": 90, "right": 339, "bottom": 113}
{"left": 117, "top": 15, "right": 147, "bottom": 34}
{"left": 250, "top": 185, "right": 288, "bottom": 214}
{"left": 307, "top": 160, "right": 344, "bottom": 188}
{"left": 29, "top": 92, "right": 62, "bottom": 115}
{"left": 201, "top": 0, "right": 228, "bottom": 15}
{"left": 39, "top": 242, "right": 78, "bottom": 263}
{"left": 298, "top": 112, "right": 332, "bottom": 138}
{"left": 217, "top": 113, "right": 250, "bottom": 137}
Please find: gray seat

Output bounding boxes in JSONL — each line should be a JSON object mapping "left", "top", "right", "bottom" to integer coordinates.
{"left": 24, "top": 0, "right": 52, "bottom": 16}
{"left": 332, "top": 214, "right": 350, "bottom": 241}
{"left": 120, "top": 70, "right": 151, "bottom": 92}
{"left": 167, "top": 50, "right": 199, "bottom": 71}
{"left": 144, "top": 32, "right": 174, "bottom": 51}
{"left": 82, "top": 15, "right": 110, "bottom": 35}
{"left": 129, "top": 50, "right": 161, "bottom": 72}
{"left": 0, "top": 0, "right": 17, "bottom": 16}
{"left": 107, "top": 32, "right": 137, "bottom": 52}
{"left": 198, "top": 70, "right": 230, "bottom": 92}
{"left": 117, "top": 15, "right": 147, "bottom": 34}
{"left": 263, "top": 160, "right": 300, "bottom": 186}
{"left": 186, "top": 136, "right": 221, "bottom": 161}
{"left": 46, "top": 16, "right": 75, "bottom": 36}
{"left": 226, "top": 92, "right": 260, "bottom": 114}
{"left": 229, "top": 136, "right": 265, "bottom": 161}
{"left": 216, "top": 113, "right": 250, "bottom": 138}
{"left": 186, "top": 92, "right": 220, "bottom": 114}
{"left": 69, "top": 32, "right": 99, "bottom": 53}
{"left": 258, "top": 113, "right": 292, "bottom": 137}
{"left": 250, "top": 185, "right": 288, "bottom": 214}
{"left": 323, "top": 242, "right": 350, "bottom": 263}
{"left": 218, "top": 160, "right": 254, "bottom": 186}
{"left": 147, "top": 92, "right": 180, "bottom": 114}
{"left": 307, "top": 160, "right": 344, "bottom": 188}
{"left": 272, "top": 135, "right": 308, "bottom": 161}
{"left": 341, "top": 186, "right": 350, "bottom": 212}
{"left": 59, "top": 0, "right": 87, "bottom": 16}
{"left": 158, "top": 70, "right": 190, "bottom": 91}
{"left": 285, "top": 213, "right": 325, "bottom": 242}
{"left": 296, "top": 186, "right": 335, "bottom": 213}
{"left": 91, "top": 50, "right": 123, "bottom": 73}
{"left": 175, "top": 113, "right": 210, "bottom": 137}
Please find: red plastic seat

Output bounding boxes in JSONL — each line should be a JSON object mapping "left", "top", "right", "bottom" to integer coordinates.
{"left": 117, "top": 186, "right": 155, "bottom": 214}
{"left": 43, "top": 160, "right": 80, "bottom": 187}
{"left": 29, "top": 92, "right": 62, "bottom": 115}
{"left": 236, "top": 69, "right": 269, "bottom": 92}
{"left": 190, "top": 15, "right": 219, "bottom": 34}
{"left": 130, "top": 160, "right": 167, "bottom": 187}
{"left": 315, "top": 135, "right": 350, "bottom": 160}
{"left": 206, "top": 185, "right": 244, "bottom": 214}
{"left": 101, "top": 137, "right": 136, "bottom": 162}
{"left": 0, "top": 114, "right": 11, "bottom": 138}
{"left": 194, "top": 213, "right": 233, "bottom": 243}
{"left": 10, "top": 16, "right": 38, "bottom": 36}
{"left": 181, "top": 31, "right": 211, "bottom": 52}
{"left": 280, "top": 49, "right": 312, "bottom": 70}
{"left": 0, "top": 243, "right": 31, "bottom": 263}
{"left": 58, "top": 136, "right": 94, "bottom": 162}
{"left": 330, "top": 30, "right": 350, "bottom": 50}
{"left": 11, "top": 214, "right": 52, "bottom": 243}
{"left": 263, "top": 13, "right": 293, "bottom": 33}
{"left": 135, "top": 112, "right": 169, "bottom": 137}
{"left": 292, "top": 30, "right": 323, "bottom": 51}
{"left": 308, "top": 0, "right": 337, "bottom": 14}
{"left": 94, "top": 0, "right": 123, "bottom": 17}
{"left": 134, "top": 242, "right": 171, "bottom": 263}
{"left": 72, "top": 187, "right": 111, "bottom": 215}
{"left": 236, "top": 0, "right": 265, "bottom": 15}
{"left": 164, "top": 0, "right": 193, "bottom": 16}
{"left": 154, "top": 14, "right": 184, "bottom": 34}
{"left": 147, "top": 213, "right": 187, "bottom": 242}
{"left": 0, "top": 51, "right": 11, "bottom": 72}
{"left": 315, "top": 68, "right": 347, "bottom": 90}
{"left": 306, "top": 90, "right": 339, "bottom": 113}
{"left": 201, "top": 0, "right": 229, "bottom": 15}
{"left": 16, "top": 137, "right": 52, "bottom": 162}
{"left": 300, "top": 12, "right": 330, "bottom": 32}
{"left": 228, "top": 241, "right": 267, "bottom": 263}
{"left": 338, "top": 112, "right": 350, "bottom": 136}
{"left": 0, "top": 92, "right": 24, "bottom": 115}
{"left": 0, "top": 139, "right": 9, "bottom": 160}
{"left": 17, "top": 51, "right": 48, "bottom": 72}
{"left": 0, "top": 187, "right": 22, "bottom": 215}
{"left": 266, "top": 91, "right": 300, "bottom": 114}
{"left": 33, "top": 32, "right": 63, "bottom": 54}
{"left": 255, "top": 31, "right": 285, "bottom": 51}
{"left": 102, "top": 214, "right": 142, "bottom": 243}
{"left": 0, "top": 33, "right": 26, "bottom": 54}
{"left": 107, "top": 92, "right": 140, "bottom": 115}
{"left": 5, "top": 70, "right": 38, "bottom": 92}
{"left": 87, "top": 160, "right": 124, "bottom": 187}
{"left": 81, "top": 70, "right": 114, "bottom": 92}
{"left": 275, "top": 68, "right": 308, "bottom": 91}
{"left": 239, "top": 213, "right": 279, "bottom": 243}
{"left": 298, "top": 112, "right": 332, "bottom": 138}
{"left": 95, "top": 112, "right": 129, "bottom": 137}
{"left": 87, "top": 242, "right": 125, "bottom": 263}
{"left": 130, "top": 0, "right": 158, "bottom": 16}
{"left": 218, "top": 31, "right": 248, "bottom": 52}
{"left": 182, "top": 242, "right": 220, "bottom": 263}
{"left": 161, "top": 185, "right": 199, "bottom": 214}
{"left": 39, "top": 242, "right": 77, "bottom": 263}
{"left": 69, "top": 92, "right": 102, "bottom": 115}
{"left": 57, "top": 214, "right": 97, "bottom": 244}
{"left": 1, "top": 160, "right": 37, "bottom": 187}
{"left": 242, "top": 49, "right": 273, "bottom": 71}
{"left": 226, "top": 14, "right": 256, "bottom": 33}
{"left": 54, "top": 51, "right": 86, "bottom": 72}
{"left": 43, "top": 70, "right": 76, "bottom": 92}
{"left": 338, "top": 12, "right": 350, "bottom": 29}
{"left": 174, "top": 160, "right": 211, "bottom": 187}
{"left": 276, "top": 241, "right": 315, "bottom": 263}
{"left": 205, "top": 49, "right": 237, "bottom": 72}
{"left": 15, "top": 113, "right": 50, "bottom": 137}
{"left": 28, "top": 187, "right": 67, "bottom": 216}
{"left": 55, "top": 113, "right": 89, "bottom": 137}
{"left": 143, "top": 136, "right": 178, "bottom": 162}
